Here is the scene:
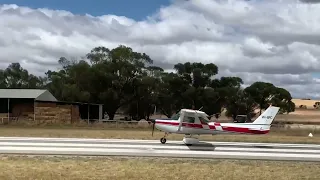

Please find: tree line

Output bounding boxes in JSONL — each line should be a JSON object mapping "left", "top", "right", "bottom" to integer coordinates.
{"left": 0, "top": 45, "right": 295, "bottom": 121}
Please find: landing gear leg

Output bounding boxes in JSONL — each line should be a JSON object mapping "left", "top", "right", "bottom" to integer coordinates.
{"left": 160, "top": 132, "right": 168, "bottom": 144}
{"left": 183, "top": 134, "right": 199, "bottom": 146}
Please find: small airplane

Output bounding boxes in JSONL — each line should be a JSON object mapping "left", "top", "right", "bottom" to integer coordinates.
{"left": 150, "top": 105, "right": 280, "bottom": 145}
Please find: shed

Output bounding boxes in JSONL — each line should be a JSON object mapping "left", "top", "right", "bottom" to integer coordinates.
{"left": 0, "top": 89, "right": 103, "bottom": 124}
{"left": 0, "top": 89, "right": 58, "bottom": 101}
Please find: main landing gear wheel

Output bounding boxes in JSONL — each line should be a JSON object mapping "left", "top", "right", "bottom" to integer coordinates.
{"left": 160, "top": 137, "right": 166, "bottom": 144}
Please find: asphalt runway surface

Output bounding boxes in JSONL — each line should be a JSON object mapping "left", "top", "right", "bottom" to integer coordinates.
{"left": 0, "top": 137, "right": 319, "bottom": 162}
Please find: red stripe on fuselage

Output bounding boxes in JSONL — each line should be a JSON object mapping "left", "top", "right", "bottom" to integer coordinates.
{"left": 155, "top": 121, "right": 268, "bottom": 134}
{"left": 183, "top": 123, "right": 203, "bottom": 128}
{"left": 155, "top": 121, "right": 204, "bottom": 128}
{"left": 222, "top": 126, "right": 269, "bottom": 134}
{"left": 156, "top": 121, "right": 179, "bottom": 126}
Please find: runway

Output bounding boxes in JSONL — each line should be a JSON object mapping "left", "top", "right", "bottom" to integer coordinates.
{"left": 0, "top": 137, "right": 319, "bottom": 162}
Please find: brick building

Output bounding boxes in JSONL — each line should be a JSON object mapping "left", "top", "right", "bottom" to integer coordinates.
{"left": 0, "top": 89, "right": 103, "bottom": 124}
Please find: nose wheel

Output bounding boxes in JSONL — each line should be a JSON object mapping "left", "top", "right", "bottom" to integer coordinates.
{"left": 160, "top": 137, "right": 166, "bottom": 144}
{"left": 160, "top": 132, "right": 168, "bottom": 144}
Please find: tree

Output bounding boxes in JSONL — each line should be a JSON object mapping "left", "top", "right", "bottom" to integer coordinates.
{"left": 225, "top": 89, "right": 257, "bottom": 121}
{"left": 198, "top": 87, "right": 221, "bottom": 117}
{"left": 1, "top": 63, "right": 44, "bottom": 89}
{"left": 156, "top": 72, "right": 190, "bottom": 117}
{"left": 208, "top": 76, "right": 244, "bottom": 119}
{"left": 45, "top": 58, "right": 92, "bottom": 102}
{"left": 270, "top": 87, "right": 295, "bottom": 114}
{"left": 0, "top": 70, "right": 6, "bottom": 88}
{"left": 174, "top": 62, "right": 218, "bottom": 88}
{"left": 0, "top": 44, "right": 296, "bottom": 122}
{"left": 87, "top": 45, "right": 153, "bottom": 120}
{"left": 123, "top": 74, "right": 161, "bottom": 120}
{"left": 173, "top": 62, "right": 219, "bottom": 112}
{"left": 244, "top": 82, "right": 295, "bottom": 115}
{"left": 244, "top": 82, "right": 276, "bottom": 115}
{"left": 5, "top": 63, "right": 32, "bottom": 88}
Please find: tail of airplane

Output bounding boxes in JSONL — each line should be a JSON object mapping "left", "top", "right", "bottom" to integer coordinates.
{"left": 252, "top": 106, "right": 280, "bottom": 125}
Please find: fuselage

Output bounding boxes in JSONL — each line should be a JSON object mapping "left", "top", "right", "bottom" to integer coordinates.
{"left": 153, "top": 107, "right": 280, "bottom": 136}
{"left": 154, "top": 119, "right": 270, "bottom": 135}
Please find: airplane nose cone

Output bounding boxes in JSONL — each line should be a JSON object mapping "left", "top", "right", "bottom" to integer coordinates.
{"left": 150, "top": 119, "right": 156, "bottom": 124}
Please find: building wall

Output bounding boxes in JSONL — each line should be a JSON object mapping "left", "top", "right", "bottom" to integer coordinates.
{"left": 0, "top": 98, "right": 97, "bottom": 123}
{"left": 0, "top": 98, "right": 34, "bottom": 120}
{"left": 33, "top": 102, "right": 80, "bottom": 124}
{"left": 71, "top": 105, "right": 80, "bottom": 123}
{"left": 12, "top": 103, "right": 34, "bottom": 118}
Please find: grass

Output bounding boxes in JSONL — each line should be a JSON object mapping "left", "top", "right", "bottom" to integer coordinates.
{"left": 0, "top": 155, "right": 319, "bottom": 180}
{"left": 0, "top": 123, "right": 319, "bottom": 144}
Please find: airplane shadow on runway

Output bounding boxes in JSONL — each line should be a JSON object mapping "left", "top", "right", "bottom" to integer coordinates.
{"left": 252, "top": 145, "right": 274, "bottom": 149}
{"left": 181, "top": 142, "right": 217, "bottom": 151}
{"left": 184, "top": 143, "right": 274, "bottom": 151}
{"left": 167, "top": 142, "right": 274, "bottom": 151}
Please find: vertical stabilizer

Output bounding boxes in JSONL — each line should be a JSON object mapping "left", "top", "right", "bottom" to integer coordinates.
{"left": 252, "top": 106, "right": 280, "bottom": 125}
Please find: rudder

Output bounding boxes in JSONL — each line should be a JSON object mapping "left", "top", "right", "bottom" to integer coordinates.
{"left": 252, "top": 106, "right": 280, "bottom": 125}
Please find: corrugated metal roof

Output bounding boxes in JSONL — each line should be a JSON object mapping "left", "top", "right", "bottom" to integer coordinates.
{"left": 0, "top": 89, "right": 57, "bottom": 101}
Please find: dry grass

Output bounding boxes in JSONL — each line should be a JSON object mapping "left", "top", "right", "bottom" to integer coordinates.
{"left": 0, "top": 155, "right": 319, "bottom": 180}
{"left": 0, "top": 125, "right": 319, "bottom": 144}
{"left": 292, "top": 98, "right": 320, "bottom": 109}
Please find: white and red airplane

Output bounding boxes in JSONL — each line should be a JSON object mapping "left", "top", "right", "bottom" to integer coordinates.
{"left": 151, "top": 105, "right": 280, "bottom": 145}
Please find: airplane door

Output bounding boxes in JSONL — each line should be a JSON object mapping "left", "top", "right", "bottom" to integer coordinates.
{"left": 178, "top": 111, "right": 185, "bottom": 132}
{"left": 179, "top": 112, "right": 197, "bottom": 134}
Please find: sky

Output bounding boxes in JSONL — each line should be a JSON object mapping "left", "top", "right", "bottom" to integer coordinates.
{"left": 0, "top": 0, "right": 171, "bottom": 20}
{"left": 0, "top": 0, "right": 320, "bottom": 99}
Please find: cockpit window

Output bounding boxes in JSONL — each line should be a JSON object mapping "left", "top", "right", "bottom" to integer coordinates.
{"left": 171, "top": 112, "right": 180, "bottom": 120}
{"left": 199, "top": 116, "right": 210, "bottom": 124}
{"left": 183, "top": 116, "right": 195, "bottom": 123}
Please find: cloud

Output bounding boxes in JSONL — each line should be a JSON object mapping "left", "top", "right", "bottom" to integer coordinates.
{"left": 0, "top": 0, "right": 320, "bottom": 99}
{"left": 300, "top": 0, "right": 320, "bottom": 3}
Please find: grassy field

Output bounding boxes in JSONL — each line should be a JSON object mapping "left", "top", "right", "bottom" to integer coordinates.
{"left": 0, "top": 155, "right": 319, "bottom": 180}
{"left": 0, "top": 123, "right": 319, "bottom": 144}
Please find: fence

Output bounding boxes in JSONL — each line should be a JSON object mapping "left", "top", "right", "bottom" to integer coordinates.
{"left": 95, "top": 119, "right": 150, "bottom": 128}
{"left": 0, "top": 117, "right": 18, "bottom": 124}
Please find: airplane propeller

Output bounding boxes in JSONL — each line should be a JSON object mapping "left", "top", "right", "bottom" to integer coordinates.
{"left": 150, "top": 119, "right": 156, "bottom": 136}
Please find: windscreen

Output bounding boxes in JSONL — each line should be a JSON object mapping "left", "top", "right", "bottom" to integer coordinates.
{"left": 170, "top": 111, "right": 180, "bottom": 120}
